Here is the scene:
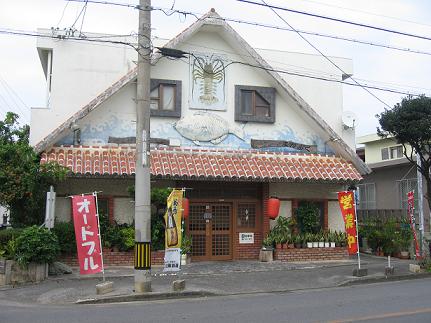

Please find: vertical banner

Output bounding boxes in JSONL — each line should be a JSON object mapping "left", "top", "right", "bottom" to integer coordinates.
{"left": 337, "top": 191, "right": 359, "bottom": 255}
{"left": 72, "top": 195, "right": 103, "bottom": 275}
{"left": 163, "top": 189, "right": 183, "bottom": 271}
{"left": 407, "top": 191, "right": 421, "bottom": 259}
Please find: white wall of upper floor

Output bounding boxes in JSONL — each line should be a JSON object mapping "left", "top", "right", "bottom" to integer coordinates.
{"left": 30, "top": 27, "right": 355, "bottom": 152}
{"left": 357, "top": 134, "right": 413, "bottom": 164}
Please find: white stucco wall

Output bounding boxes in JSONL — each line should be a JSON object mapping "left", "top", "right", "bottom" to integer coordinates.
{"left": 31, "top": 25, "right": 353, "bottom": 153}
{"left": 269, "top": 182, "right": 345, "bottom": 200}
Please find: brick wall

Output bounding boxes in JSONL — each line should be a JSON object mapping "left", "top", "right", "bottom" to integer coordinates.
{"left": 60, "top": 250, "right": 165, "bottom": 267}
{"left": 235, "top": 232, "right": 262, "bottom": 260}
{"left": 274, "top": 247, "right": 348, "bottom": 262}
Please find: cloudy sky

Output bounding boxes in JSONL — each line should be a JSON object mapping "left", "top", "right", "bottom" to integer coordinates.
{"left": 1, "top": 0, "right": 430, "bottom": 137}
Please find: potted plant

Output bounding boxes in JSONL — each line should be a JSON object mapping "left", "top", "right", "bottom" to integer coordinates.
{"left": 323, "top": 231, "right": 330, "bottom": 248}
{"left": 260, "top": 235, "right": 274, "bottom": 262}
{"left": 274, "top": 234, "right": 283, "bottom": 250}
{"left": 180, "top": 235, "right": 192, "bottom": 265}
{"left": 318, "top": 232, "right": 325, "bottom": 248}
{"left": 287, "top": 234, "right": 294, "bottom": 249}
{"left": 329, "top": 231, "right": 336, "bottom": 248}
{"left": 305, "top": 233, "right": 313, "bottom": 248}
{"left": 293, "top": 235, "right": 302, "bottom": 249}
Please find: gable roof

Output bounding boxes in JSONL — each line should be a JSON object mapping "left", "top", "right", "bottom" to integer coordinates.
{"left": 33, "top": 9, "right": 370, "bottom": 175}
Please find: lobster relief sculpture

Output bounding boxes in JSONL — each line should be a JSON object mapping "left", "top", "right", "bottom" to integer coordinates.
{"left": 191, "top": 54, "right": 226, "bottom": 110}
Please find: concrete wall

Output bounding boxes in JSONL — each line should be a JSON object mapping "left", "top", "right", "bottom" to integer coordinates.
{"left": 31, "top": 27, "right": 354, "bottom": 152}
{"left": 358, "top": 135, "right": 414, "bottom": 164}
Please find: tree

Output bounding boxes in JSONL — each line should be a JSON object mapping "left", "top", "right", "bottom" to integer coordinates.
{"left": 0, "top": 112, "right": 67, "bottom": 226}
{"left": 377, "top": 95, "right": 431, "bottom": 212}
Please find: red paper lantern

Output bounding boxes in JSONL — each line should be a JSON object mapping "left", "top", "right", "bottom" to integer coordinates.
{"left": 182, "top": 198, "right": 190, "bottom": 219}
{"left": 267, "top": 197, "right": 280, "bottom": 220}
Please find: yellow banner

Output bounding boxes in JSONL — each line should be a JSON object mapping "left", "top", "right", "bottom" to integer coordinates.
{"left": 164, "top": 189, "right": 183, "bottom": 249}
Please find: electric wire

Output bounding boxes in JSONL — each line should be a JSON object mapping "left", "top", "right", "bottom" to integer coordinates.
{"left": 257, "top": 0, "right": 393, "bottom": 108}
{"left": 66, "top": 0, "right": 431, "bottom": 57}
{"left": 0, "top": 28, "right": 427, "bottom": 97}
{"left": 79, "top": 0, "right": 89, "bottom": 37}
{"left": 235, "top": 0, "right": 431, "bottom": 42}
{"left": 56, "top": 1, "right": 70, "bottom": 28}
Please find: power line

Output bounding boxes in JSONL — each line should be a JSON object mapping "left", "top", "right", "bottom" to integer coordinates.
{"left": 256, "top": 0, "right": 392, "bottom": 108}
{"left": 0, "top": 27, "right": 427, "bottom": 97}
{"left": 296, "top": 0, "right": 431, "bottom": 29}
{"left": 235, "top": 0, "right": 431, "bottom": 42}
{"left": 56, "top": 1, "right": 70, "bottom": 28}
{"left": 68, "top": 0, "right": 431, "bottom": 57}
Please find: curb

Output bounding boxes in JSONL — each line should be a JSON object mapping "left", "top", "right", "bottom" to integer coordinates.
{"left": 76, "top": 290, "right": 217, "bottom": 304}
{"left": 338, "top": 272, "right": 431, "bottom": 287}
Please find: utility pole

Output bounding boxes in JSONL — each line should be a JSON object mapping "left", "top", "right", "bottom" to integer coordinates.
{"left": 134, "top": 0, "right": 152, "bottom": 293}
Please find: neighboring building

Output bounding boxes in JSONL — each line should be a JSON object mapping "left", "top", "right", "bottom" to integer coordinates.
{"left": 31, "top": 9, "right": 368, "bottom": 261}
{"left": 356, "top": 134, "right": 430, "bottom": 234}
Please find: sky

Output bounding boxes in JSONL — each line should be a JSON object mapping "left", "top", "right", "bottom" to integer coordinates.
{"left": 0, "top": 0, "right": 431, "bottom": 138}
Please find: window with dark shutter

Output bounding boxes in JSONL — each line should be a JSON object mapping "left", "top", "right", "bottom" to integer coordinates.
{"left": 150, "top": 79, "right": 182, "bottom": 117}
{"left": 235, "top": 85, "right": 275, "bottom": 123}
{"left": 381, "top": 147, "right": 389, "bottom": 160}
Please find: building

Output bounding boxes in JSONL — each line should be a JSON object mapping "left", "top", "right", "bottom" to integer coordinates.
{"left": 356, "top": 133, "right": 430, "bottom": 234}
{"left": 31, "top": 9, "right": 368, "bottom": 261}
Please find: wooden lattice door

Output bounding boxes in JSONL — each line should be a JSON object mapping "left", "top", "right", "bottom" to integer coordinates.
{"left": 188, "top": 203, "right": 232, "bottom": 261}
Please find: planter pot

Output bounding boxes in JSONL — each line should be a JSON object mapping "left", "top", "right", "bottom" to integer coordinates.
{"left": 288, "top": 243, "right": 294, "bottom": 249}
{"left": 259, "top": 249, "right": 274, "bottom": 262}
{"left": 0, "top": 260, "right": 48, "bottom": 286}
{"left": 276, "top": 243, "right": 282, "bottom": 249}
{"left": 399, "top": 251, "right": 410, "bottom": 259}
{"left": 282, "top": 243, "right": 288, "bottom": 249}
{"left": 313, "top": 242, "right": 319, "bottom": 248}
{"left": 294, "top": 243, "right": 302, "bottom": 249}
{"left": 318, "top": 242, "right": 324, "bottom": 248}
{"left": 307, "top": 242, "right": 313, "bottom": 248}
{"left": 324, "top": 242, "right": 330, "bottom": 248}
{"left": 330, "top": 242, "right": 336, "bottom": 248}
{"left": 180, "top": 254, "right": 191, "bottom": 266}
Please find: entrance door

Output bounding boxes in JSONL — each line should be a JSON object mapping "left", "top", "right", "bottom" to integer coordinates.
{"left": 188, "top": 203, "right": 232, "bottom": 261}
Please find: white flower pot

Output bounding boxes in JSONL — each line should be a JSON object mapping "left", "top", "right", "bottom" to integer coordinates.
{"left": 324, "top": 242, "right": 330, "bottom": 248}
{"left": 330, "top": 242, "right": 336, "bottom": 248}
{"left": 318, "top": 242, "right": 324, "bottom": 248}
{"left": 313, "top": 242, "right": 319, "bottom": 248}
{"left": 307, "top": 242, "right": 313, "bottom": 248}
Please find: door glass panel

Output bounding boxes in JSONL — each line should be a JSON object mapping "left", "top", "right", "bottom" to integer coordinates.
{"left": 212, "top": 205, "right": 230, "bottom": 230}
{"left": 191, "top": 234, "right": 206, "bottom": 256}
{"left": 212, "top": 235, "right": 230, "bottom": 256}
{"left": 189, "top": 205, "right": 206, "bottom": 231}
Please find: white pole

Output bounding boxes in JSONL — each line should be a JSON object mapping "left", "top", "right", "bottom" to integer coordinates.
{"left": 416, "top": 154, "right": 425, "bottom": 256}
{"left": 93, "top": 192, "right": 105, "bottom": 282}
{"left": 354, "top": 191, "right": 361, "bottom": 270}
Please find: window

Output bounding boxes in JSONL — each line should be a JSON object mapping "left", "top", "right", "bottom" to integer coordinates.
{"left": 381, "top": 145, "right": 403, "bottom": 161}
{"left": 150, "top": 79, "right": 181, "bottom": 117}
{"left": 237, "top": 203, "right": 256, "bottom": 228}
{"left": 390, "top": 145, "right": 403, "bottom": 159}
{"left": 357, "top": 183, "right": 376, "bottom": 210}
{"left": 235, "top": 85, "right": 275, "bottom": 123}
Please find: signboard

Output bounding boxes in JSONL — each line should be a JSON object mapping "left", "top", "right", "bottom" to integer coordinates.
{"left": 337, "top": 191, "right": 359, "bottom": 255}
{"left": 407, "top": 191, "right": 421, "bottom": 259}
{"left": 71, "top": 195, "right": 103, "bottom": 275}
{"left": 163, "top": 248, "right": 181, "bottom": 272}
{"left": 164, "top": 189, "right": 183, "bottom": 272}
{"left": 239, "top": 232, "right": 254, "bottom": 244}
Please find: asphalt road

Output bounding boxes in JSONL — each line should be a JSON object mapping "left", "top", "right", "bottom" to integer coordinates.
{"left": 1, "top": 278, "right": 431, "bottom": 323}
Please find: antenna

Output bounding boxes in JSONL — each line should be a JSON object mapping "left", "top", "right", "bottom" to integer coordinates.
{"left": 342, "top": 111, "right": 357, "bottom": 129}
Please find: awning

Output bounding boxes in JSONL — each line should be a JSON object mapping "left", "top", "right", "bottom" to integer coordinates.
{"left": 40, "top": 146, "right": 362, "bottom": 182}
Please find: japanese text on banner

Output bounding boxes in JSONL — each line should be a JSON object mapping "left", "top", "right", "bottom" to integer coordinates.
{"left": 337, "top": 191, "right": 358, "bottom": 255}
{"left": 72, "top": 195, "right": 103, "bottom": 275}
{"left": 407, "top": 191, "right": 421, "bottom": 259}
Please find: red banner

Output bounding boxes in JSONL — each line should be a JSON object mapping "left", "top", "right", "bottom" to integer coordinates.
{"left": 407, "top": 191, "right": 421, "bottom": 259}
{"left": 72, "top": 195, "right": 103, "bottom": 275}
{"left": 337, "top": 191, "right": 358, "bottom": 255}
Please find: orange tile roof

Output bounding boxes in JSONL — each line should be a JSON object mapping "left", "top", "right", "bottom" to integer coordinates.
{"left": 40, "top": 146, "right": 362, "bottom": 182}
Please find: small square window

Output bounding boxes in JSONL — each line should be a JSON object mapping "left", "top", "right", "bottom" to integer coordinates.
{"left": 390, "top": 146, "right": 403, "bottom": 159}
{"left": 150, "top": 79, "right": 181, "bottom": 117}
{"left": 235, "top": 85, "right": 275, "bottom": 123}
{"left": 381, "top": 147, "right": 389, "bottom": 160}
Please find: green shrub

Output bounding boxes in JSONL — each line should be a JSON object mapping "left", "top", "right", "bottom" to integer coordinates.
{"left": 296, "top": 202, "right": 321, "bottom": 233}
{"left": 52, "top": 222, "right": 76, "bottom": 255}
{"left": 119, "top": 227, "right": 135, "bottom": 251}
{"left": 15, "top": 226, "right": 60, "bottom": 266}
{"left": 0, "top": 228, "right": 22, "bottom": 246}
